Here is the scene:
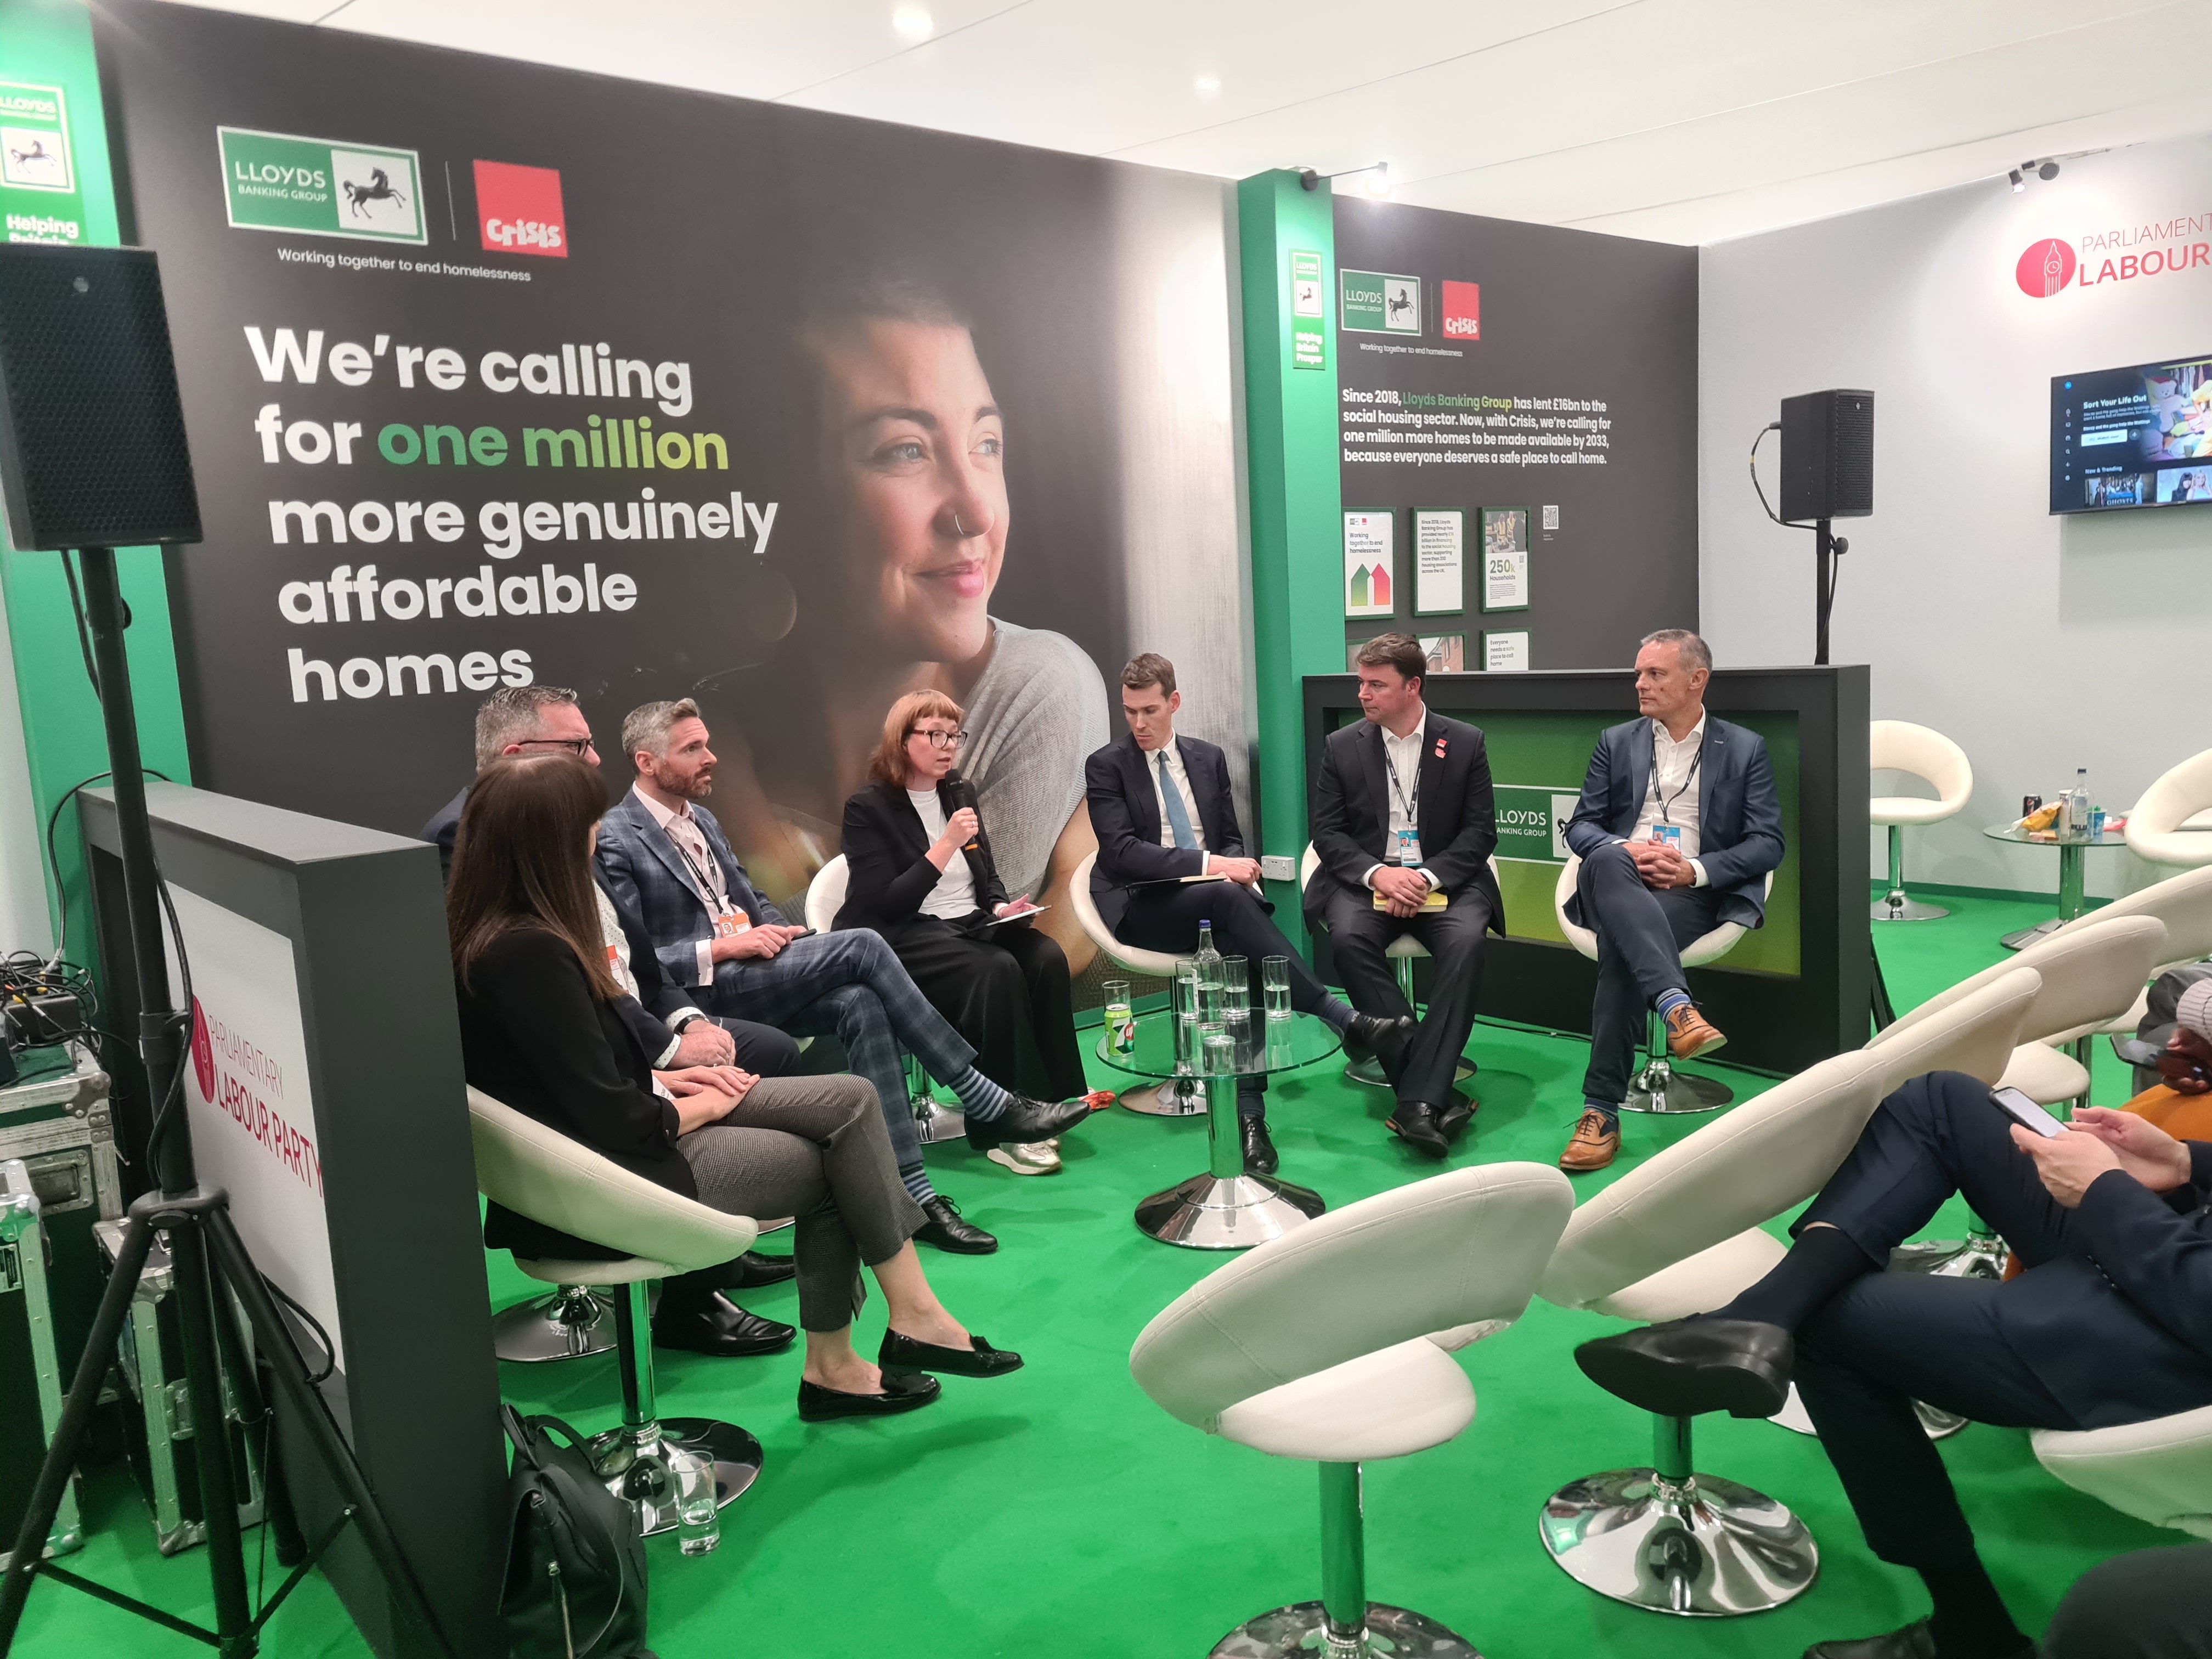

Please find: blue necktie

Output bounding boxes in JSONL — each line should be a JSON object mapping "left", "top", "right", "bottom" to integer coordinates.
{"left": 1158, "top": 752, "right": 1198, "bottom": 850}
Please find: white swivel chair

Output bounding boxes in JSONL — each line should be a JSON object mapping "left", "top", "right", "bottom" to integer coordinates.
{"left": 1551, "top": 854, "right": 1774, "bottom": 1114}
{"left": 1299, "top": 845, "right": 1482, "bottom": 1090}
{"left": 1532, "top": 975, "right": 2035, "bottom": 1621}
{"left": 2126, "top": 747, "right": 2212, "bottom": 870}
{"left": 2033, "top": 1405, "right": 2212, "bottom": 1539}
{"left": 803, "top": 855, "right": 963, "bottom": 1143}
{"left": 1131, "top": 1163, "right": 1573, "bottom": 1659}
{"left": 1068, "top": 849, "right": 1201, "bottom": 1115}
{"left": 1869, "top": 721, "right": 1973, "bottom": 922}
{"left": 468, "top": 1087, "right": 764, "bottom": 1534}
{"left": 2042, "top": 864, "right": 2212, "bottom": 1074}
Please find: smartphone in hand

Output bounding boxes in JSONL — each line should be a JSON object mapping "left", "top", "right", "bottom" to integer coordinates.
{"left": 1991, "top": 1085, "right": 2067, "bottom": 1139}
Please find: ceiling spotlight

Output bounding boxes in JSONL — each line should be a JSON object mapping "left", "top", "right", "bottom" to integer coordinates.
{"left": 2008, "top": 168, "right": 2025, "bottom": 193}
{"left": 2038, "top": 159, "right": 2061, "bottom": 181}
{"left": 1194, "top": 74, "right": 1221, "bottom": 96}
{"left": 1363, "top": 161, "right": 1392, "bottom": 196}
{"left": 892, "top": 6, "right": 934, "bottom": 42}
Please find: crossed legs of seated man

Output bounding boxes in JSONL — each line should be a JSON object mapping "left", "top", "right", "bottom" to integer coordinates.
{"left": 1117, "top": 879, "right": 1410, "bottom": 1173}
{"left": 1575, "top": 1071, "right": 2212, "bottom": 1659}
{"left": 1319, "top": 882, "right": 1489, "bottom": 1160}
{"left": 1560, "top": 840, "right": 1731, "bottom": 1172}
{"left": 693, "top": 927, "right": 1094, "bottom": 1253}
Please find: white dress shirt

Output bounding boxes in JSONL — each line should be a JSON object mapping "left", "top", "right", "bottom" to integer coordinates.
{"left": 594, "top": 886, "right": 701, "bottom": 1067}
{"left": 636, "top": 786, "right": 742, "bottom": 985}
{"left": 907, "top": 788, "right": 980, "bottom": 919}
{"left": 1147, "top": 738, "right": 1212, "bottom": 873}
{"left": 1364, "top": 709, "right": 1438, "bottom": 893}
{"left": 1624, "top": 713, "right": 1710, "bottom": 888}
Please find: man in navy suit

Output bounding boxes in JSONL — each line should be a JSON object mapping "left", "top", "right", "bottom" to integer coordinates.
{"left": 1085, "top": 654, "right": 1408, "bottom": 1174}
{"left": 1304, "top": 634, "right": 1505, "bottom": 1160}
{"left": 1576, "top": 988, "right": 2212, "bottom": 1659}
{"left": 1558, "top": 629, "right": 1784, "bottom": 1171}
{"left": 595, "top": 698, "right": 1093, "bottom": 1256}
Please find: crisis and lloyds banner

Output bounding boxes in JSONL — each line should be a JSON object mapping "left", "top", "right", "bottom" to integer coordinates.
{"left": 92, "top": 0, "right": 1246, "bottom": 983}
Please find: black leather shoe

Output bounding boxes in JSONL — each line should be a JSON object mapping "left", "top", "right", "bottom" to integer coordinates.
{"left": 1575, "top": 1316, "right": 1793, "bottom": 1419}
{"left": 797, "top": 1372, "right": 940, "bottom": 1421}
{"left": 878, "top": 1329, "right": 1024, "bottom": 1379}
{"left": 650, "top": 1293, "right": 795, "bottom": 1358}
{"left": 1434, "top": 1092, "right": 1477, "bottom": 1143}
{"left": 966, "top": 1094, "right": 1092, "bottom": 1150}
{"left": 1343, "top": 1010, "right": 1415, "bottom": 1057}
{"left": 1240, "top": 1113, "right": 1279, "bottom": 1175}
{"left": 730, "top": 1250, "right": 797, "bottom": 1289}
{"left": 914, "top": 1195, "right": 998, "bottom": 1255}
{"left": 1803, "top": 1619, "right": 1940, "bottom": 1659}
{"left": 1386, "top": 1101, "right": 1451, "bottom": 1160}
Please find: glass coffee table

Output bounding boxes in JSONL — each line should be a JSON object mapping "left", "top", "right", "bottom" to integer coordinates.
{"left": 1983, "top": 822, "right": 2126, "bottom": 950}
{"left": 1095, "top": 1011, "right": 1341, "bottom": 1250}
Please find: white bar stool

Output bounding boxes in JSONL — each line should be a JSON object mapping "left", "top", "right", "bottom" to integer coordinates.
{"left": 1068, "top": 849, "right": 1204, "bottom": 1115}
{"left": 1299, "top": 845, "right": 1480, "bottom": 1090}
{"left": 1870, "top": 720, "right": 1973, "bottom": 922}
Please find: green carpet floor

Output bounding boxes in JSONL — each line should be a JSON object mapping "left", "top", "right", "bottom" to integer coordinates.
{"left": 14, "top": 887, "right": 2175, "bottom": 1658}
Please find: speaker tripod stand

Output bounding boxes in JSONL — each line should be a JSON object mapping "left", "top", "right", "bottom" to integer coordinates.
{"left": 0, "top": 548, "right": 453, "bottom": 1659}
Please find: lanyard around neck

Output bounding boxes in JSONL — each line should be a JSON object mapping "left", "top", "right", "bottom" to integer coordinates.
{"left": 1649, "top": 730, "right": 1703, "bottom": 825}
{"left": 668, "top": 817, "right": 731, "bottom": 910}
{"left": 1385, "top": 728, "right": 1421, "bottom": 822}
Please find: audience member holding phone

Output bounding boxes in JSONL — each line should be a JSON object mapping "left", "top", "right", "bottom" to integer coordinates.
{"left": 1572, "top": 989, "right": 2212, "bottom": 1659}
{"left": 448, "top": 753, "right": 1025, "bottom": 1422}
{"left": 838, "top": 692, "right": 1108, "bottom": 1175}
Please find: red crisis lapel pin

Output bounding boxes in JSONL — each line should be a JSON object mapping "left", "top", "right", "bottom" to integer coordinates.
{"left": 1433, "top": 738, "right": 1448, "bottom": 759}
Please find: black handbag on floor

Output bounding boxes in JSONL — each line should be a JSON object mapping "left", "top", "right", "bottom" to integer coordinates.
{"left": 499, "top": 1406, "right": 652, "bottom": 1659}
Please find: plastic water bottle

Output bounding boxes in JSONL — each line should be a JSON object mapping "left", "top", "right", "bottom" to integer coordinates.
{"left": 2068, "top": 768, "right": 2090, "bottom": 842}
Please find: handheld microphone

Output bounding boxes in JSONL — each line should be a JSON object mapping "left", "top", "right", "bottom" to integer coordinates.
{"left": 944, "top": 770, "right": 983, "bottom": 852}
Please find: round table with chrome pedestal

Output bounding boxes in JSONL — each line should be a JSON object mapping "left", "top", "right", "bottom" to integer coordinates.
{"left": 1098, "top": 1011, "right": 1340, "bottom": 1250}
{"left": 1984, "top": 821, "right": 2125, "bottom": 951}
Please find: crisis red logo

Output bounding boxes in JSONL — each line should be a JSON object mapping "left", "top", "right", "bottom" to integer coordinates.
{"left": 475, "top": 160, "right": 566, "bottom": 258}
{"left": 1441, "top": 279, "right": 1481, "bottom": 340}
{"left": 2016, "top": 239, "right": 2076, "bottom": 298}
{"left": 190, "top": 998, "right": 215, "bottom": 1101}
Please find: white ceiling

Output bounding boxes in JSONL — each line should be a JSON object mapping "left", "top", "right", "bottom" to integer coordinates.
{"left": 159, "top": 0, "right": 2212, "bottom": 245}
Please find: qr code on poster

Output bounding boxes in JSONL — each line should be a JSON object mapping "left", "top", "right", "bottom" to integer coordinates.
{"left": 1542, "top": 505, "right": 1560, "bottom": 531}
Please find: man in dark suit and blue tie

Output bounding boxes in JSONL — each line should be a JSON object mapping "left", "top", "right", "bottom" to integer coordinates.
{"left": 1558, "top": 628, "right": 1784, "bottom": 1171}
{"left": 1304, "top": 634, "right": 1505, "bottom": 1160}
{"left": 595, "top": 698, "right": 1094, "bottom": 1256}
{"left": 1085, "top": 654, "right": 1408, "bottom": 1174}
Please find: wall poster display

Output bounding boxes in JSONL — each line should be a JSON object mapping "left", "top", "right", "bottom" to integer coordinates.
{"left": 1344, "top": 509, "right": 1395, "bottom": 617}
{"left": 1412, "top": 507, "right": 1464, "bottom": 615}
{"left": 1481, "top": 629, "right": 1531, "bottom": 672}
{"left": 1480, "top": 506, "right": 1530, "bottom": 612}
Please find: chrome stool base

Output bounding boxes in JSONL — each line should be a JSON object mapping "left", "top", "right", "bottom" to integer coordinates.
{"left": 913, "top": 1096, "right": 967, "bottom": 1144}
{"left": 1771, "top": 1381, "right": 1965, "bottom": 1441}
{"left": 1889, "top": 1232, "right": 2010, "bottom": 1280}
{"left": 1621, "top": 1059, "right": 1734, "bottom": 1115}
{"left": 1872, "top": 893, "right": 1949, "bottom": 922}
{"left": 1136, "top": 1173, "right": 1325, "bottom": 1250}
{"left": 1120, "top": 1076, "right": 1207, "bottom": 1117}
{"left": 589, "top": 1416, "right": 763, "bottom": 1537}
{"left": 1542, "top": 1464, "right": 1816, "bottom": 1616}
{"left": 492, "top": 1286, "right": 616, "bottom": 1363}
{"left": 1210, "top": 1602, "right": 1480, "bottom": 1658}
{"left": 1343, "top": 1054, "right": 1475, "bottom": 1090}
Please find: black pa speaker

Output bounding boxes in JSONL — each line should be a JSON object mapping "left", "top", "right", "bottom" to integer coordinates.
{"left": 1779, "top": 388, "right": 1874, "bottom": 521}
{"left": 0, "top": 244, "right": 201, "bottom": 551}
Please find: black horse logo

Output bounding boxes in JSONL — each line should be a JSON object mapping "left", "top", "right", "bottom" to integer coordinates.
{"left": 1386, "top": 287, "right": 1415, "bottom": 324}
{"left": 341, "top": 166, "right": 408, "bottom": 219}
{"left": 7, "top": 137, "right": 55, "bottom": 171}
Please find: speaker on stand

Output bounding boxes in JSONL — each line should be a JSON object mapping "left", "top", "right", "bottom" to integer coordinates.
{"left": 0, "top": 242, "right": 453, "bottom": 1658}
{"left": 1773, "top": 387, "right": 1874, "bottom": 667}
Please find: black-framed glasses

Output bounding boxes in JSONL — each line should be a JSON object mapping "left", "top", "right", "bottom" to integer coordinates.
{"left": 909, "top": 728, "right": 968, "bottom": 749}
{"left": 519, "top": 737, "right": 596, "bottom": 757}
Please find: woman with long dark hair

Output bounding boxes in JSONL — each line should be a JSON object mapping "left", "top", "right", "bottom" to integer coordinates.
{"left": 837, "top": 692, "right": 1107, "bottom": 1175}
{"left": 449, "top": 753, "right": 1019, "bottom": 1420}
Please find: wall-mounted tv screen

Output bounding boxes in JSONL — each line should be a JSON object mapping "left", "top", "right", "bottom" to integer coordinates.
{"left": 2050, "top": 352, "right": 2212, "bottom": 514}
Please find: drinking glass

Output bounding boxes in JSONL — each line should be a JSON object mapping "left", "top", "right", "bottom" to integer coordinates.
{"left": 1200, "top": 1024, "right": 1234, "bottom": 1079}
{"left": 1220, "top": 956, "right": 1251, "bottom": 1023}
{"left": 674, "top": 1448, "right": 720, "bottom": 1557}
{"left": 1262, "top": 956, "right": 1293, "bottom": 1022}
{"left": 1171, "top": 961, "right": 1200, "bottom": 1074}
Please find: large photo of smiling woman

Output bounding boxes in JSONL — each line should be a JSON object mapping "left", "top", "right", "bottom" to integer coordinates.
{"left": 695, "top": 279, "right": 1108, "bottom": 968}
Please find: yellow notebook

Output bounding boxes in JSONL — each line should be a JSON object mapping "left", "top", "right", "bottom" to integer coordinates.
{"left": 1374, "top": 887, "right": 1448, "bottom": 911}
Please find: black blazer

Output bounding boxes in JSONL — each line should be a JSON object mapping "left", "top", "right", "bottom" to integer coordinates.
{"left": 1085, "top": 733, "right": 1246, "bottom": 933}
{"left": 425, "top": 781, "right": 691, "bottom": 1058}
{"left": 1303, "top": 712, "right": 1504, "bottom": 932}
{"left": 1561, "top": 716, "right": 1784, "bottom": 931}
{"left": 454, "top": 927, "right": 693, "bottom": 1264}
{"left": 836, "top": 777, "right": 1009, "bottom": 932}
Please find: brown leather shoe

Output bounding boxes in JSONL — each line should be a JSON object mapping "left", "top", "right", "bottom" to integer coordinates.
{"left": 1559, "top": 1108, "right": 1620, "bottom": 1171}
{"left": 1664, "top": 1003, "right": 1727, "bottom": 1059}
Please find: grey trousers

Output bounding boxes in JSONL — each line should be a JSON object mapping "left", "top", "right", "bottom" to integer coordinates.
{"left": 675, "top": 1073, "right": 926, "bottom": 1333}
